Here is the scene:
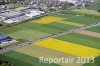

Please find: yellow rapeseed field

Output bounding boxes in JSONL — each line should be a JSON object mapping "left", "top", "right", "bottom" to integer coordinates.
{"left": 35, "top": 38, "right": 100, "bottom": 57}
{"left": 33, "top": 16, "right": 63, "bottom": 24}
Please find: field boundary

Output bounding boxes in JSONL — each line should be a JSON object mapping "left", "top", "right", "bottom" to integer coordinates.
{"left": 57, "top": 21, "right": 85, "bottom": 26}
{"left": 76, "top": 30, "right": 100, "bottom": 38}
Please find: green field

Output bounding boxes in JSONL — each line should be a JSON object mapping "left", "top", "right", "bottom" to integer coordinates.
{"left": 0, "top": 8, "right": 100, "bottom": 66}
{"left": 87, "top": 26, "right": 100, "bottom": 33}
{"left": 8, "top": 29, "right": 50, "bottom": 40}
{"left": 49, "top": 13, "right": 76, "bottom": 18}
{"left": 83, "top": 56, "right": 100, "bottom": 66}
{"left": 49, "top": 11, "right": 100, "bottom": 26}
{"left": 0, "top": 22, "right": 76, "bottom": 34}
{"left": 55, "top": 33, "right": 100, "bottom": 49}
{"left": 64, "top": 15, "right": 100, "bottom": 25}
{"left": 73, "top": 8, "right": 100, "bottom": 16}
{"left": 87, "top": 2, "right": 100, "bottom": 10}
{"left": 0, "top": 21, "right": 76, "bottom": 42}
{"left": 4, "top": 4, "right": 24, "bottom": 8}
{"left": 0, "top": 51, "right": 60, "bottom": 66}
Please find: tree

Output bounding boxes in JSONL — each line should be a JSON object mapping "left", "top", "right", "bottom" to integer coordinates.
{"left": 0, "top": 58, "right": 15, "bottom": 66}
{"left": 97, "top": 9, "right": 100, "bottom": 12}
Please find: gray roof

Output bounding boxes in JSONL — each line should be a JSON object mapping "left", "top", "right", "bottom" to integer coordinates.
{"left": 0, "top": 11, "right": 22, "bottom": 17}
{"left": 15, "top": 7, "right": 31, "bottom": 11}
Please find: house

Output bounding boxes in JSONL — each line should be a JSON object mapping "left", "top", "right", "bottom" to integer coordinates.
{"left": 59, "top": 0, "right": 94, "bottom": 7}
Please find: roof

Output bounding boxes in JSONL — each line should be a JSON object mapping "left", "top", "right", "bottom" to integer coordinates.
{"left": 0, "top": 32, "right": 8, "bottom": 40}
{"left": 0, "top": 11, "right": 23, "bottom": 17}
{"left": 15, "top": 7, "right": 31, "bottom": 11}
{"left": 59, "top": 0, "right": 77, "bottom": 3}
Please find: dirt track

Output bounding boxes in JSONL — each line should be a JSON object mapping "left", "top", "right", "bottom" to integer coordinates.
{"left": 76, "top": 30, "right": 100, "bottom": 38}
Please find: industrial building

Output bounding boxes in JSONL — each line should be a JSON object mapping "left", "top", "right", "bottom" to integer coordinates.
{"left": 0, "top": 32, "right": 12, "bottom": 42}
{"left": 0, "top": 32, "right": 17, "bottom": 47}
{"left": 0, "top": 6, "right": 47, "bottom": 24}
{"left": 0, "top": 11, "right": 25, "bottom": 19}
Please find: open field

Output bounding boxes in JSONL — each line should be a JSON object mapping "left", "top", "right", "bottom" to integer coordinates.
{"left": 64, "top": 15, "right": 100, "bottom": 25}
{"left": 0, "top": 21, "right": 76, "bottom": 35}
{"left": 32, "top": 16, "right": 64, "bottom": 24}
{"left": 8, "top": 29, "right": 50, "bottom": 40}
{"left": 87, "top": 2, "right": 100, "bottom": 10}
{"left": 49, "top": 13, "right": 76, "bottom": 18}
{"left": 57, "top": 21, "right": 85, "bottom": 26}
{"left": 1, "top": 51, "right": 60, "bottom": 66}
{"left": 87, "top": 26, "right": 100, "bottom": 33}
{"left": 4, "top": 4, "right": 24, "bottom": 8}
{"left": 14, "top": 44, "right": 82, "bottom": 66}
{"left": 55, "top": 33, "right": 100, "bottom": 49}
{"left": 0, "top": 7, "right": 100, "bottom": 66}
{"left": 83, "top": 56, "right": 100, "bottom": 66}
{"left": 76, "top": 30, "right": 100, "bottom": 38}
{"left": 73, "top": 8, "right": 100, "bottom": 16}
{"left": 35, "top": 38, "right": 100, "bottom": 57}
{"left": 44, "top": 22, "right": 77, "bottom": 31}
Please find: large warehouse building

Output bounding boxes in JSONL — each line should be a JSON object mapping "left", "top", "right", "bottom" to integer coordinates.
{"left": 0, "top": 32, "right": 17, "bottom": 48}
{"left": 0, "top": 32, "right": 12, "bottom": 42}
{"left": 0, "top": 11, "right": 25, "bottom": 19}
{"left": 0, "top": 6, "right": 47, "bottom": 24}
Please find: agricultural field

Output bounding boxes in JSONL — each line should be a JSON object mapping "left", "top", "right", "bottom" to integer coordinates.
{"left": 87, "top": 2, "right": 100, "bottom": 10}
{"left": 35, "top": 38, "right": 100, "bottom": 57}
{"left": 1, "top": 51, "right": 60, "bottom": 66}
{"left": 8, "top": 29, "right": 50, "bottom": 40}
{"left": 4, "top": 4, "right": 24, "bottom": 8}
{"left": 32, "top": 16, "right": 64, "bottom": 24}
{"left": 0, "top": 3, "right": 100, "bottom": 66}
{"left": 87, "top": 26, "right": 100, "bottom": 33}
{"left": 83, "top": 56, "right": 100, "bottom": 66}
{"left": 0, "top": 16, "right": 77, "bottom": 42}
{"left": 14, "top": 44, "right": 82, "bottom": 66}
{"left": 72, "top": 8, "right": 100, "bottom": 16}
{"left": 55, "top": 33, "right": 100, "bottom": 49}
{"left": 64, "top": 15, "right": 100, "bottom": 25}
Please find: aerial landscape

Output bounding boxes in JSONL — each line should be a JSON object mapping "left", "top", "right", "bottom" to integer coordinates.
{"left": 0, "top": 0, "right": 100, "bottom": 66}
